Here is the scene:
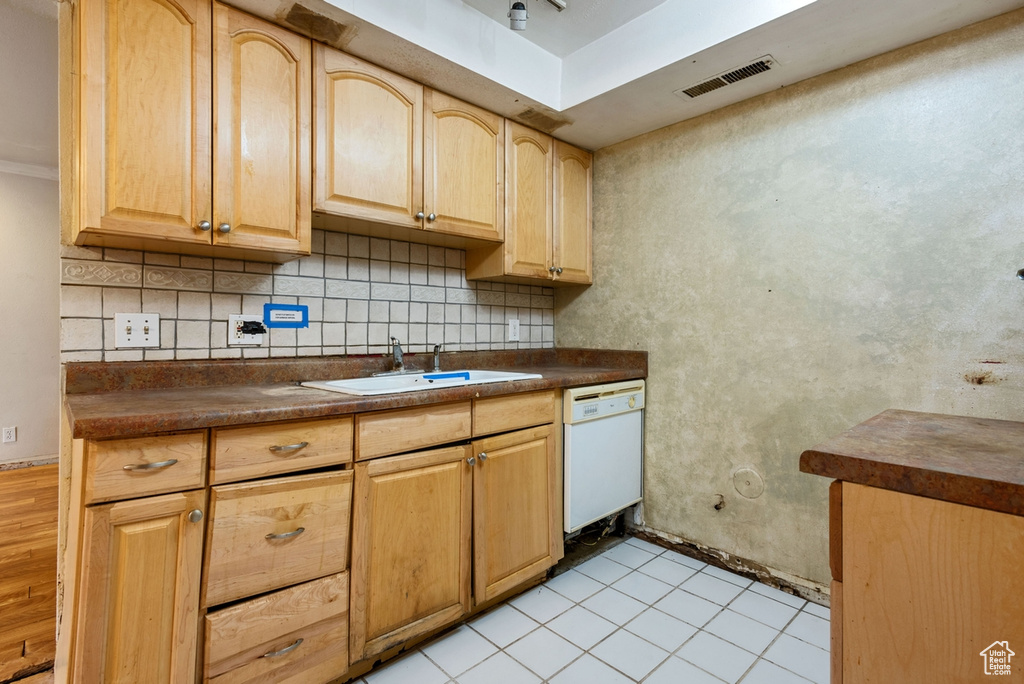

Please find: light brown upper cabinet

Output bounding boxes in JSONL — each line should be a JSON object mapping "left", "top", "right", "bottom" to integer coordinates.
{"left": 62, "top": 0, "right": 311, "bottom": 262}
{"left": 314, "top": 47, "right": 504, "bottom": 246}
{"left": 466, "top": 122, "right": 593, "bottom": 285}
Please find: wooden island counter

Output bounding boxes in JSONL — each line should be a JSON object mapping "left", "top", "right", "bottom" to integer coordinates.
{"left": 800, "top": 409, "right": 1024, "bottom": 683}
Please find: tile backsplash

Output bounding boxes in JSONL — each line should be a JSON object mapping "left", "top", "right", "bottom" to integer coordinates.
{"left": 59, "top": 230, "right": 555, "bottom": 363}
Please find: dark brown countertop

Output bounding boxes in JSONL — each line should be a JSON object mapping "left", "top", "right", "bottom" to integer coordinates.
{"left": 800, "top": 409, "right": 1024, "bottom": 516}
{"left": 64, "top": 348, "right": 647, "bottom": 440}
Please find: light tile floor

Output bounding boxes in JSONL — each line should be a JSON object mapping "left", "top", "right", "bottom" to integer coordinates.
{"left": 356, "top": 537, "right": 830, "bottom": 684}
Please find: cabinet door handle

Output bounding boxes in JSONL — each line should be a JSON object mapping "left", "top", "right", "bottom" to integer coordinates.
{"left": 188, "top": 509, "right": 204, "bottom": 523}
{"left": 122, "top": 459, "right": 178, "bottom": 471}
{"left": 218, "top": 223, "right": 231, "bottom": 233}
{"left": 262, "top": 638, "right": 303, "bottom": 658}
{"left": 416, "top": 211, "right": 425, "bottom": 219}
{"left": 548, "top": 266, "right": 556, "bottom": 273}
{"left": 467, "top": 456, "right": 476, "bottom": 466}
{"left": 555, "top": 267, "right": 563, "bottom": 274}
{"left": 197, "top": 220, "right": 212, "bottom": 232}
{"left": 427, "top": 213, "right": 436, "bottom": 222}
{"left": 265, "top": 527, "right": 305, "bottom": 541}
{"left": 269, "top": 441, "right": 309, "bottom": 453}
{"left": 478, "top": 452, "right": 488, "bottom": 461}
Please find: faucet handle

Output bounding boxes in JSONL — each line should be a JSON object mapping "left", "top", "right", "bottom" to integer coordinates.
{"left": 432, "top": 343, "right": 443, "bottom": 371}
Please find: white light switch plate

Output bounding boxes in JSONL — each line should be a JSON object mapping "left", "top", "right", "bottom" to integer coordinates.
{"left": 114, "top": 313, "right": 160, "bottom": 348}
{"left": 508, "top": 318, "right": 520, "bottom": 341}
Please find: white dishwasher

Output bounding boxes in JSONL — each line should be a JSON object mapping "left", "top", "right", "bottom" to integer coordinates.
{"left": 563, "top": 380, "right": 645, "bottom": 533}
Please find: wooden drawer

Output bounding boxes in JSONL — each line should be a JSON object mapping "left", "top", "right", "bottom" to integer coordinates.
{"left": 473, "top": 390, "right": 556, "bottom": 437}
{"left": 355, "top": 401, "right": 471, "bottom": 461}
{"left": 83, "top": 431, "right": 207, "bottom": 504}
{"left": 204, "top": 471, "right": 352, "bottom": 607}
{"left": 211, "top": 417, "right": 353, "bottom": 485}
{"left": 205, "top": 572, "right": 349, "bottom": 684}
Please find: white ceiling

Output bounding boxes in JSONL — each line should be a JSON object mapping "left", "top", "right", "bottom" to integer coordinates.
{"left": 249, "top": 0, "right": 1024, "bottom": 150}
{"left": 3, "top": 0, "right": 1024, "bottom": 169}
{"left": 460, "top": 0, "right": 671, "bottom": 58}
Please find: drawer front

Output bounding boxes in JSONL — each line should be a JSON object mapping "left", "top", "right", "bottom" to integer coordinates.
{"left": 473, "top": 390, "right": 556, "bottom": 437}
{"left": 84, "top": 432, "right": 207, "bottom": 504}
{"left": 211, "top": 417, "right": 353, "bottom": 485}
{"left": 355, "top": 401, "right": 472, "bottom": 461}
{"left": 205, "top": 471, "right": 352, "bottom": 606}
{"left": 206, "top": 572, "right": 349, "bottom": 684}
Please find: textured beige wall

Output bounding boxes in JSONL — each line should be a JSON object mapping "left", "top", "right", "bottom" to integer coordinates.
{"left": 556, "top": 10, "right": 1024, "bottom": 587}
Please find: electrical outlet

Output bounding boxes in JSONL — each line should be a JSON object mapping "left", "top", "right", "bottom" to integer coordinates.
{"left": 508, "top": 318, "right": 520, "bottom": 342}
{"left": 2, "top": 427, "right": 15, "bottom": 444}
{"left": 229, "top": 315, "right": 265, "bottom": 346}
{"left": 114, "top": 313, "right": 160, "bottom": 348}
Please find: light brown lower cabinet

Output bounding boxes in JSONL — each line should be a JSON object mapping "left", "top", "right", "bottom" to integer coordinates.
{"left": 835, "top": 482, "right": 1024, "bottom": 683}
{"left": 350, "top": 445, "right": 473, "bottom": 662}
{"left": 349, "top": 420, "right": 560, "bottom": 665}
{"left": 473, "top": 424, "right": 559, "bottom": 603}
{"left": 70, "top": 489, "right": 207, "bottom": 684}
{"left": 60, "top": 391, "right": 564, "bottom": 684}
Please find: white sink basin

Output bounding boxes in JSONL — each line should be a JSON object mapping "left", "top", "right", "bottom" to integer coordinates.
{"left": 301, "top": 370, "right": 543, "bottom": 396}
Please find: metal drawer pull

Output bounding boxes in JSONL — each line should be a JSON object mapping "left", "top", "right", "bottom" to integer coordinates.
{"left": 478, "top": 452, "right": 488, "bottom": 461}
{"left": 123, "top": 459, "right": 178, "bottom": 471}
{"left": 269, "top": 441, "right": 309, "bottom": 453}
{"left": 262, "top": 638, "right": 303, "bottom": 658}
{"left": 265, "top": 527, "right": 305, "bottom": 541}
{"left": 467, "top": 456, "right": 476, "bottom": 466}
{"left": 188, "top": 509, "right": 204, "bottom": 523}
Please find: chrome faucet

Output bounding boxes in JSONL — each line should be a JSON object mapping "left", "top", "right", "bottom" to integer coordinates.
{"left": 390, "top": 336, "right": 404, "bottom": 373}
{"left": 433, "top": 344, "right": 442, "bottom": 372}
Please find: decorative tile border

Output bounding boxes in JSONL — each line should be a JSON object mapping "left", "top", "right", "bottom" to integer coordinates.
{"left": 144, "top": 266, "right": 213, "bottom": 292}
{"left": 214, "top": 272, "right": 273, "bottom": 295}
{"left": 61, "top": 260, "right": 142, "bottom": 287}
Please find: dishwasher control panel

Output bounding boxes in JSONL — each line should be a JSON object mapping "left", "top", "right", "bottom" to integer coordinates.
{"left": 564, "top": 380, "right": 645, "bottom": 423}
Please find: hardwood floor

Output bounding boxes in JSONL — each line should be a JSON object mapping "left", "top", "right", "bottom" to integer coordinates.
{"left": 0, "top": 464, "right": 57, "bottom": 683}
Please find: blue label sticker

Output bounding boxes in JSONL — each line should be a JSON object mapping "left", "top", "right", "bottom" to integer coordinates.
{"left": 423, "top": 372, "right": 471, "bottom": 381}
{"left": 263, "top": 303, "right": 309, "bottom": 328}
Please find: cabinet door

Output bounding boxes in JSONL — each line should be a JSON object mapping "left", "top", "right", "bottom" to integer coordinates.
{"left": 72, "top": 490, "right": 206, "bottom": 684}
{"left": 76, "top": 0, "right": 212, "bottom": 246}
{"left": 552, "top": 141, "right": 593, "bottom": 284}
{"left": 313, "top": 46, "right": 424, "bottom": 230}
{"left": 504, "top": 122, "right": 553, "bottom": 279}
{"left": 350, "top": 446, "right": 472, "bottom": 662}
{"left": 424, "top": 91, "right": 504, "bottom": 241}
{"left": 472, "top": 424, "right": 559, "bottom": 603}
{"left": 212, "top": 3, "right": 311, "bottom": 254}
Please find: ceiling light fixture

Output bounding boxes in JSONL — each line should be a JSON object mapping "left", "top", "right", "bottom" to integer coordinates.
{"left": 509, "top": 1, "right": 527, "bottom": 30}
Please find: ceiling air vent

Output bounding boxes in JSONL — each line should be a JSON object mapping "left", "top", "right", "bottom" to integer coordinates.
{"left": 674, "top": 56, "right": 775, "bottom": 99}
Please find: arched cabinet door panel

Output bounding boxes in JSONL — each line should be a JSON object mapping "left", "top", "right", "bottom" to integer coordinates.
{"left": 425, "top": 91, "right": 505, "bottom": 242}
{"left": 313, "top": 46, "right": 424, "bottom": 230}
{"left": 504, "top": 122, "right": 553, "bottom": 280}
{"left": 552, "top": 140, "right": 593, "bottom": 284}
{"left": 212, "top": 4, "right": 311, "bottom": 254}
{"left": 77, "top": 0, "right": 212, "bottom": 246}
